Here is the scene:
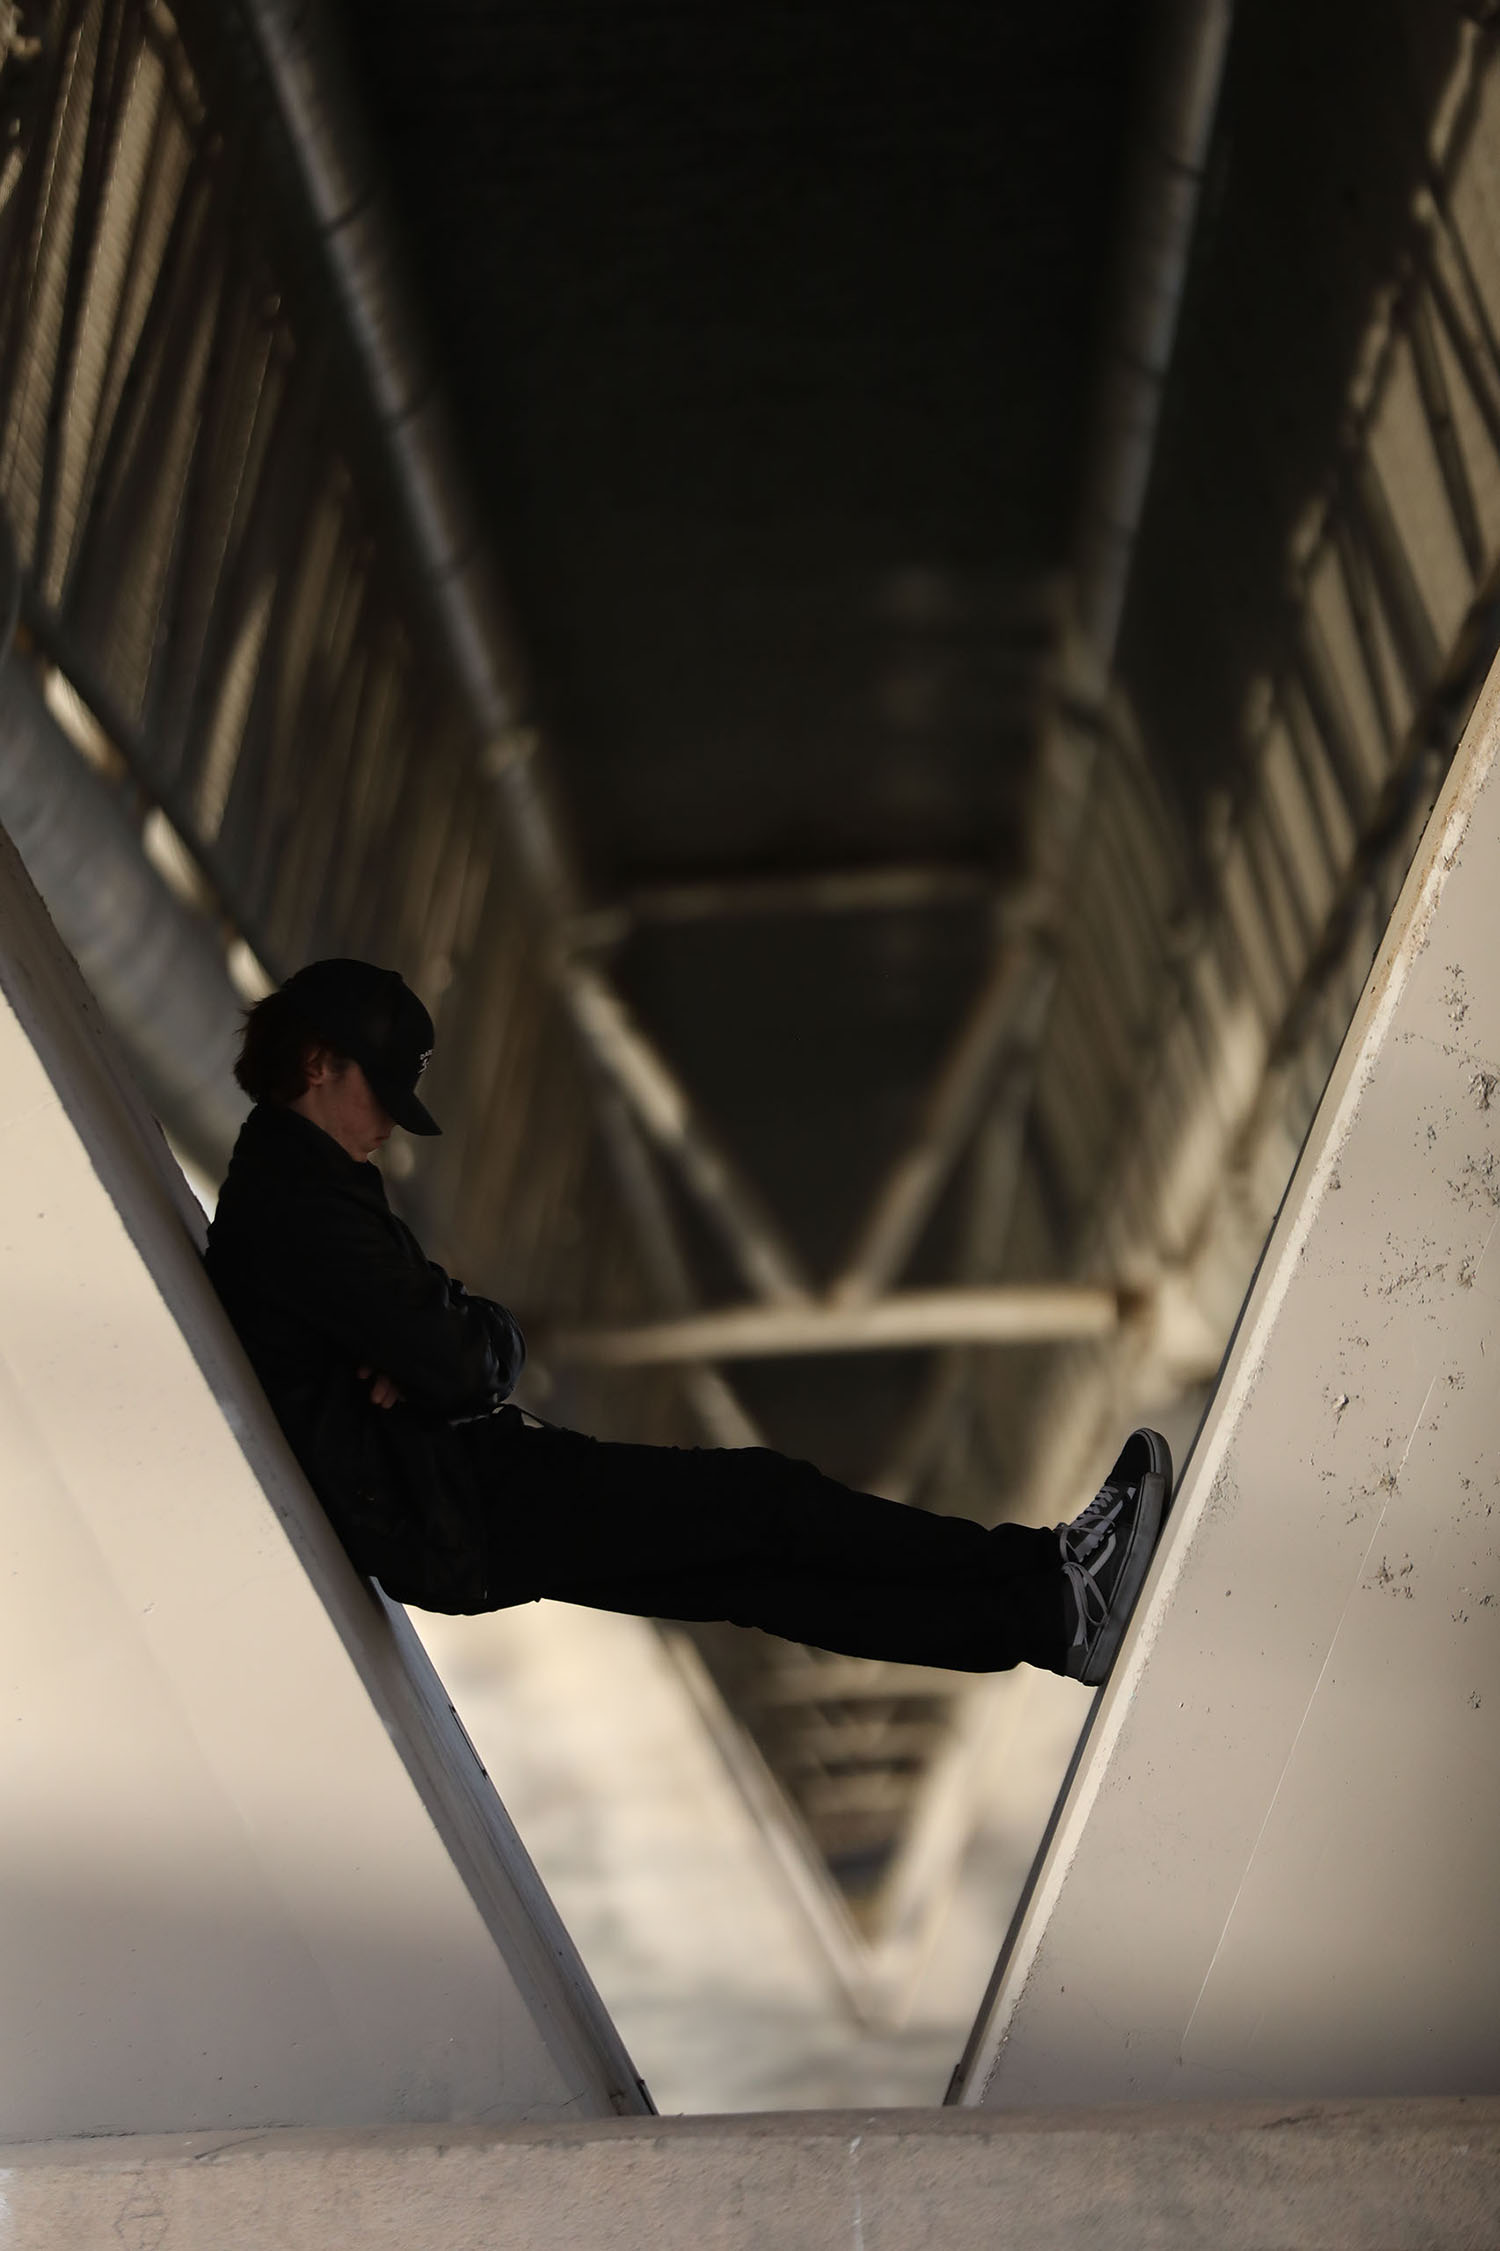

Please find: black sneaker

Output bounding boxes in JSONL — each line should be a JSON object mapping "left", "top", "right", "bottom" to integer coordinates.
{"left": 1058, "top": 1428, "right": 1172, "bottom": 1686}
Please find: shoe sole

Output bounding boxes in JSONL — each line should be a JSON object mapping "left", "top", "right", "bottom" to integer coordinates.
{"left": 1079, "top": 1427, "right": 1173, "bottom": 1688}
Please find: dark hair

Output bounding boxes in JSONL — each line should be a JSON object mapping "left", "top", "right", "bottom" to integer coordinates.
{"left": 234, "top": 989, "right": 348, "bottom": 1106}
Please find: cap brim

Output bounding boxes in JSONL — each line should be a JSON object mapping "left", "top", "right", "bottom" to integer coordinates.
{"left": 372, "top": 1077, "right": 442, "bottom": 1136}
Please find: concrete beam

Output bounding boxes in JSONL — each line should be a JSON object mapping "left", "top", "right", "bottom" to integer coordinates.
{"left": 1, "top": 2101, "right": 1496, "bottom": 2250}
{"left": 957, "top": 649, "right": 1500, "bottom": 2110}
{"left": 0, "top": 824, "right": 645, "bottom": 2133}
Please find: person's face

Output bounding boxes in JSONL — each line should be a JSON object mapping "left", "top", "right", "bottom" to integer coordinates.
{"left": 291, "top": 1051, "right": 394, "bottom": 1162}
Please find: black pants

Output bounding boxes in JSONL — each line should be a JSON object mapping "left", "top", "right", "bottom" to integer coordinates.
{"left": 470, "top": 1408, "right": 1069, "bottom": 1675}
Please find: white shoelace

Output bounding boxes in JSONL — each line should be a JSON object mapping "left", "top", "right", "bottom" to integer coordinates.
{"left": 1062, "top": 1556, "right": 1108, "bottom": 1649}
{"left": 1057, "top": 1480, "right": 1135, "bottom": 1649}
{"left": 1057, "top": 1481, "right": 1127, "bottom": 1567}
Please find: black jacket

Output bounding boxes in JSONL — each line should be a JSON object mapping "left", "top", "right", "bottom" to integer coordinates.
{"left": 205, "top": 1102, "right": 525, "bottom": 1610}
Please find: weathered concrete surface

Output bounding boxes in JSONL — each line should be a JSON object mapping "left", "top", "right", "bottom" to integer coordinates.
{"left": 1, "top": 2101, "right": 1497, "bottom": 2249}
{"left": 0, "top": 823, "right": 644, "bottom": 2134}
{"left": 958, "top": 655, "right": 1500, "bottom": 2106}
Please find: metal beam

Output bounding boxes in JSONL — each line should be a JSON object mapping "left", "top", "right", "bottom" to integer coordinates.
{"left": 771, "top": 1722, "right": 949, "bottom": 1766}
{"left": 817, "top": 131, "right": 1220, "bottom": 1314}
{"left": 231, "top": 0, "right": 529, "bottom": 747}
{"left": 234, "top": 0, "right": 811, "bottom": 1319}
{"left": 659, "top": 1631, "right": 875, "bottom": 2020}
{"left": 566, "top": 863, "right": 994, "bottom": 947}
{"left": 551, "top": 1285, "right": 1127, "bottom": 1368}
{"left": 742, "top": 1659, "right": 978, "bottom": 1705}
{"left": 830, "top": 951, "right": 1056, "bottom": 1311}
{"left": 562, "top": 962, "right": 810, "bottom": 1308}
{"left": 0, "top": 632, "right": 248, "bottom": 1171}
{"left": 859, "top": 0, "right": 1239, "bottom": 1525}
{"left": 588, "top": 1081, "right": 764, "bottom": 1449}
{"left": 827, "top": 944, "right": 1040, "bottom": 1307}
{"left": 922, "top": 0, "right": 1239, "bottom": 1336}
{"left": 1071, "top": 0, "right": 1237, "bottom": 682}
{"left": 871, "top": 1055, "right": 1041, "bottom": 1501}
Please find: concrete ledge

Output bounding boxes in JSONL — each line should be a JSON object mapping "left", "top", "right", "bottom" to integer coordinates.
{"left": 3, "top": 2100, "right": 1498, "bottom": 2248}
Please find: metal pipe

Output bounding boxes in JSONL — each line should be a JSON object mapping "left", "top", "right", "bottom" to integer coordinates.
{"left": 228, "top": 0, "right": 526, "bottom": 747}
{"left": 0, "top": 644, "right": 248, "bottom": 1171}
{"left": 825, "top": 0, "right": 1239, "bottom": 1312}
{"left": 233, "top": 0, "right": 808, "bottom": 1310}
{"left": 871, "top": 4, "right": 1239, "bottom": 1494}
{"left": 1071, "top": 0, "right": 1237, "bottom": 682}
{"left": 550, "top": 1285, "right": 1126, "bottom": 1368}
{"left": 228, "top": 0, "right": 575, "bottom": 934}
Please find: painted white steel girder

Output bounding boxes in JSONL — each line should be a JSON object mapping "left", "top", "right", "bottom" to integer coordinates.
{"left": 956, "top": 653, "right": 1500, "bottom": 2107}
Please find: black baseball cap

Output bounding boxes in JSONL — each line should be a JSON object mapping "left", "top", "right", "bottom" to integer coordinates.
{"left": 281, "top": 959, "right": 441, "bottom": 1135}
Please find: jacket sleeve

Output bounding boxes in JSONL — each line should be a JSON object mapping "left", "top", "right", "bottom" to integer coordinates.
{"left": 283, "top": 1186, "right": 526, "bottom": 1417}
{"left": 429, "top": 1270, "right": 527, "bottom": 1402}
{"left": 465, "top": 1284, "right": 527, "bottom": 1398}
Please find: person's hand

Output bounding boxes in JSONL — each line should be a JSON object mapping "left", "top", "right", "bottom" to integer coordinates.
{"left": 357, "top": 1365, "right": 403, "bottom": 1409}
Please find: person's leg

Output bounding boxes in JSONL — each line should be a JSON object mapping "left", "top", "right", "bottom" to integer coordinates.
{"left": 550, "top": 1559, "right": 1067, "bottom": 1672}
{"left": 478, "top": 1413, "right": 1059, "bottom": 1580}
{"left": 471, "top": 1412, "right": 1069, "bottom": 1673}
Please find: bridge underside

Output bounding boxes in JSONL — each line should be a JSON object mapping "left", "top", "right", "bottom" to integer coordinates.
{"left": 1, "top": 0, "right": 1496, "bottom": 2101}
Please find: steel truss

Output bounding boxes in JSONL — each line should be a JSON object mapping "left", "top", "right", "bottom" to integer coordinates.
{"left": 7, "top": 0, "right": 1500, "bottom": 2019}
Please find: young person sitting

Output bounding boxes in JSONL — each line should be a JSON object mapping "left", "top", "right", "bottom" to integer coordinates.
{"left": 206, "top": 958, "right": 1171, "bottom": 1684}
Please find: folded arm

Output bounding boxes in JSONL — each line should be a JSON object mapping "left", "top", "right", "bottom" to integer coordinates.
{"left": 286, "top": 1190, "right": 526, "bottom": 1417}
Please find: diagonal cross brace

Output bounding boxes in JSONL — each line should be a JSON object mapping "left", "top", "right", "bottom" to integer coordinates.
{"left": 828, "top": 940, "right": 1057, "bottom": 1311}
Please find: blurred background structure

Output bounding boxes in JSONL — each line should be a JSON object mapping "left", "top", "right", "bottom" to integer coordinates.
{"left": 1, "top": 0, "right": 1496, "bottom": 2106}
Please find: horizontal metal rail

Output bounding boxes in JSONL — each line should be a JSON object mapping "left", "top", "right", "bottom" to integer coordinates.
{"left": 551, "top": 1284, "right": 1129, "bottom": 1367}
